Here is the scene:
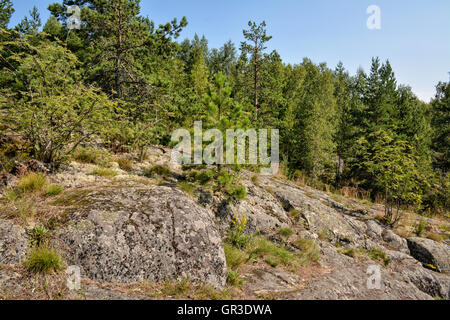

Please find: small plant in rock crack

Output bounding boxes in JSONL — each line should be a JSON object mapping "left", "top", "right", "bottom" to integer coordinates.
{"left": 28, "top": 225, "right": 50, "bottom": 248}
{"left": 228, "top": 214, "right": 252, "bottom": 249}
{"left": 227, "top": 270, "right": 244, "bottom": 287}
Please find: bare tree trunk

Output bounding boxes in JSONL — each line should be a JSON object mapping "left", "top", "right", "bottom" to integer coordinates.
{"left": 253, "top": 43, "right": 259, "bottom": 119}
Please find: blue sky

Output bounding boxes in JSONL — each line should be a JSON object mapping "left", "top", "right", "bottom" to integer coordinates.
{"left": 9, "top": 0, "right": 450, "bottom": 102}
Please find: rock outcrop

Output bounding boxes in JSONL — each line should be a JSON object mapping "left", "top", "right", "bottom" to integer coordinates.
{"left": 1, "top": 149, "right": 449, "bottom": 300}
{"left": 53, "top": 186, "right": 227, "bottom": 288}
{"left": 407, "top": 237, "right": 450, "bottom": 273}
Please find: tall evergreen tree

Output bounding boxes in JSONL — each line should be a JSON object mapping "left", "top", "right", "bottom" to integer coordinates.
{"left": 240, "top": 21, "right": 272, "bottom": 119}
{"left": 15, "top": 6, "right": 41, "bottom": 35}
{"left": 0, "top": 0, "right": 14, "bottom": 28}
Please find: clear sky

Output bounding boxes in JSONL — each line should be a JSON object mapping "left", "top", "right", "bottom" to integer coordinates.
{"left": 9, "top": 0, "right": 450, "bottom": 102}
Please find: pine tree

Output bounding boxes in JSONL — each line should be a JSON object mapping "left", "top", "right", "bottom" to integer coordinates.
{"left": 15, "top": 6, "right": 41, "bottom": 35}
{"left": 0, "top": 0, "right": 13, "bottom": 28}
{"left": 240, "top": 21, "right": 272, "bottom": 119}
{"left": 431, "top": 81, "right": 450, "bottom": 173}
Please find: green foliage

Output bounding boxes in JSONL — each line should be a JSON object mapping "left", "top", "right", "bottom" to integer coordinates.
{"left": 2, "top": 37, "right": 115, "bottom": 168}
{"left": 177, "top": 182, "right": 196, "bottom": 195}
{"left": 0, "top": 3, "right": 445, "bottom": 217}
{"left": 223, "top": 243, "right": 248, "bottom": 269}
{"left": 143, "top": 165, "right": 172, "bottom": 178}
{"left": 278, "top": 228, "right": 294, "bottom": 238}
{"left": 368, "top": 249, "right": 391, "bottom": 266}
{"left": 227, "top": 270, "right": 244, "bottom": 287}
{"left": 15, "top": 6, "right": 41, "bottom": 35}
{"left": 357, "top": 130, "right": 426, "bottom": 225}
{"left": 247, "top": 236, "right": 298, "bottom": 267}
{"left": 296, "top": 239, "right": 321, "bottom": 265}
{"left": 0, "top": 0, "right": 14, "bottom": 28}
{"left": 414, "top": 218, "right": 427, "bottom": 237}
{"left": 228, "top": 214, "right": 251, "bottom": 249}
{"left": 28, "top": 225, "right": 50, "bottom": 248}
{"left": 24, "top": 246, "right": 63, "bottom": 274}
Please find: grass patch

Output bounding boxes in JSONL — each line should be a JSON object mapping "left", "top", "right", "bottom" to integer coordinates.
{"left": 338, "top": 247, "right": 357, "bottom": 258}
{"left": 278, "top": 228, "right": 294, "bottom": 238}
{"left": 143, "top": 165, "right": 172, "bottom": 178}
{"left": 247, "top": 236, "right": 298, "bottom": 267}
{"left": 4, "top": 189, "right": 21, "bottom": 202}
{"left": 438, "top": 224, "right": 450, "bottom": 233}
{"left": 91, "top": 167, "right": 119, "bottom": 178}
{"left": 44, "top": 184, "right": 64, "bottom": 197}
{"left": 116, "top": 156, "right": 133, "bottom": 171}
{"left": 177, "top": 182, "right": 196, "bottom": 195}
{"left": 224, "top": 243, "right": 248, "bottom": 269}
{"left": 142, "top": 279, "right": 229, "bottom": 300}
{"left": 368, "top": 249, "right": 391, "bottom": 266}
{"left": 296, "top": 239, "right": 321, "bottom": 265}
{"left": 426, "top": 233, "right": 446, "bottom": 242}
{"left": 17, "top": 173, "right": 48, "bottom": 194}
{"left": 73, "top": 147, "right": 111, "bottom": 166}
{"left": 12, "top": 198, "right": 35, "bottom": 223}
{"left": 24, "top": 246, "right": 63, "bottom": 274}
{"left": 251, "top": 175, "right": 259, "bottom": 186}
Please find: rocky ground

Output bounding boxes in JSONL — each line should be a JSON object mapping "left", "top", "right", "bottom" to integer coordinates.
{"left": 0, "top": 146, "right": 449, "bottom": 300}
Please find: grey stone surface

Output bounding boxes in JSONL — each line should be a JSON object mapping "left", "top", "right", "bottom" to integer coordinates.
{"left": 407, "top": 237, "right": 450, "bottom": 273}
{"left": 53, "top": 186, "right": 227, "bottom": 288}
{"left": 0, "top": 220, "right": 28, "bottom": 264}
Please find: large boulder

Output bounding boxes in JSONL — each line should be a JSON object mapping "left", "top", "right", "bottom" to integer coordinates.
{"left": 53, "top": 186, "right": 227, "bottom": 288}
{"left": 0, "top": 220, "right": 28, "bottom": 264}
{"left": 407, "top": 237, "right": 450, "bottom": 273}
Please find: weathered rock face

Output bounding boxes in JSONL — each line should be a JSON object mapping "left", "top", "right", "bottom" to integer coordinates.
{"left": 53, "top": 186, "right": 227, "bottom": 288}
{"left": 382, "top": 229, "right": 410, "bottom": 254}
{"left": 257, "top": 177, "right": 368, "bottom": 246}
{"left": 407, "top": 237, "right": 450, "bottom": 273}
{"left": 0, "top": 220, "right": 28, "bottom": 264}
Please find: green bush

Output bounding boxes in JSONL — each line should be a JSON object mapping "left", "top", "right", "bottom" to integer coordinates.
{"left": 195, "top": 170, "right": 215, "bottom": 185}
{"left": 24, "top": 246, "right": 63, "bottom": 274}
{"left": 4, "top": 189, "right": 21, "bottom": 202}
